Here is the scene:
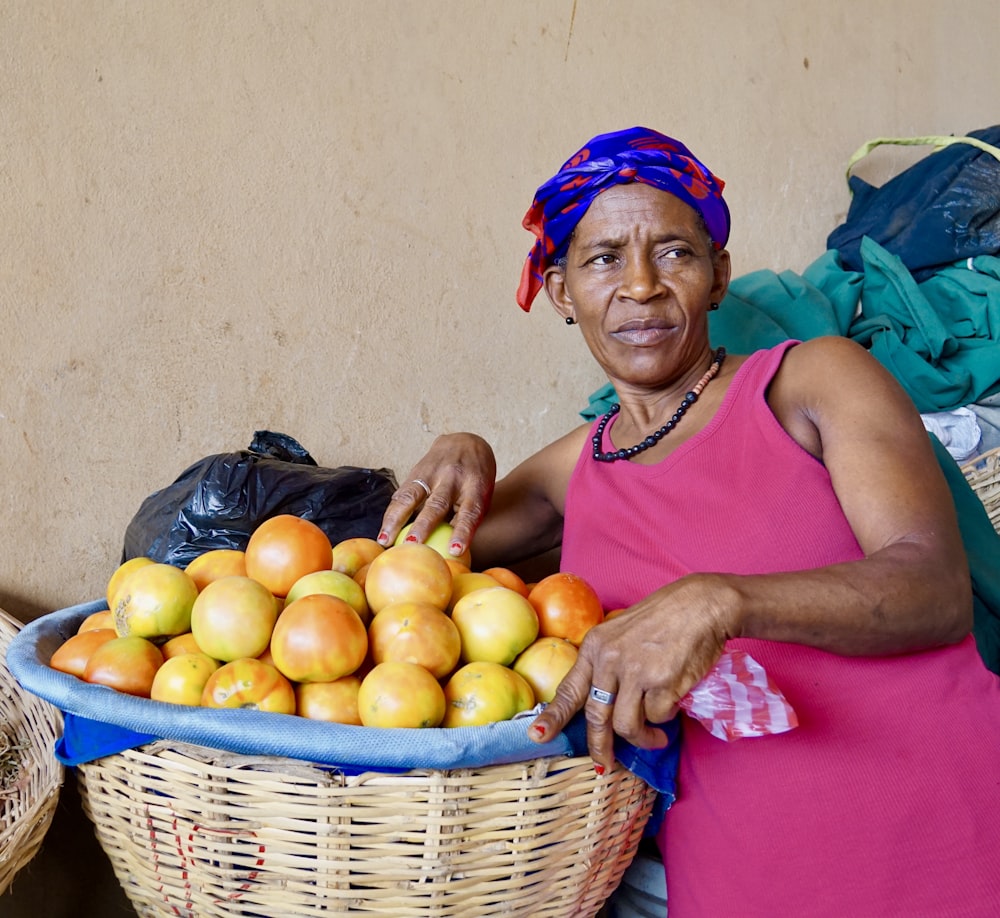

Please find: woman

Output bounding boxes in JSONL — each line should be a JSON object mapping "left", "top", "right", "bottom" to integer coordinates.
{"left": 378, "top": 128, "right": 1000, "bottom": 916}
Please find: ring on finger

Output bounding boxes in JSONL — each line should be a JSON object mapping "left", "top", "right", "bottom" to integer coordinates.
{"left": 411, "top": 478, "right": 432, "bottom": 498}
{"left": 589, "top": 686, "right": 617, "bottom": 705}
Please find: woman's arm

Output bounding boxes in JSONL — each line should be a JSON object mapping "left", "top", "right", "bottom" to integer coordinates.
{"left": 532, "top": 337, "right": 973, "bottom": 766}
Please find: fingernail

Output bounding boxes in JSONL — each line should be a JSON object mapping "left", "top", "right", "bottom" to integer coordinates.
{"left": 405, "top": 534, "right": 418, "bottom": 543}
{"left": 594, "top": 764, "right": 605, "bottom": 776}
{"left": 450, "top": 541, "right": 464, "bottom": 555}
{"left": 377, "top": 531, "right": 389, "bottom": 545}
{"left": 531, "top": 724, "right": 546, "bottom": 739}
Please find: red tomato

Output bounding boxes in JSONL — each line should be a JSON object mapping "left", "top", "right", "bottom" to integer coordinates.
{"left": 480, "top": 567, "right": 531, "bottom": 598}
{"left": 82, "top": 635, "right": 164, "bottom": 697}
{"left": 76, "top": 609, "right": 114, "bottom": 634}
{"left": 245, "top": 514, "right": 332, "bottom": 597}
{"left": 184, "top": 549, "right": 247, "bottom": 592}
{"left": 201, "top": 658, "right": 296, "bottom": 713}
{"left": 50, "top": 628, "right": 118, "bottom": 678}
{"left": 363, "top": 542, "right": 453, "bottom": 614}
{"left": 367, "top": 601, "right": 462, "bottom": 680}
{"left": 190, "top": 575, "right": 279, "bottom": 662}
{"left": 527, "top": 573, "right": 605, "bottom": 646}
{"left": 269, "top": 593, "right": 368, "bottom": 683}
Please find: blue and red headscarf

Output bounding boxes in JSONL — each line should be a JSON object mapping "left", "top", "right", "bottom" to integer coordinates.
{"left": 516, "top": 127, "right": 730, "bottom": 311}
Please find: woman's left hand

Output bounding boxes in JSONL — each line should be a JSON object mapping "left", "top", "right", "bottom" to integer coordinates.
{"left": 528, "top": 573, "right": 734, "bottom": 769}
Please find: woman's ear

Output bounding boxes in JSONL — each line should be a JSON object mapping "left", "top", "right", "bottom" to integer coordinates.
{"left": 543, "top": 265, "right": 574, "bottom": 323}
{"left": 710, "top": 249, "right": 732, "bottom": 305}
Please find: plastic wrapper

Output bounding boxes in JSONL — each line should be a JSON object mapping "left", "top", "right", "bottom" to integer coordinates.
{"left": 679, "top": 649, "right": 798, "bottom": 741}
{"left": 122, "top": 431, "right": 398, "bottom": 567}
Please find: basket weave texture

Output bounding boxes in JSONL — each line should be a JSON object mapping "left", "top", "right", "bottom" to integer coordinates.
{"left": 962, "top": 445, "right": 1000, "bottom": 534}
{"left": 78, "top": 740, "right": 656, "bottom": 918}
{"left": 0, "top": 609, "right": 64, "bottom": 896}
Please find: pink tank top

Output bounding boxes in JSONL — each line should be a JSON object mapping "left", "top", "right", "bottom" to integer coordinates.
{"left": 562, "top": 341, "right": 1000, "bottom": 916}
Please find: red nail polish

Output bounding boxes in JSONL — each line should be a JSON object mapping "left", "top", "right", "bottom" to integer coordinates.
{"left": 594, "top": 764, "right": 605, "bottom": 776}
{"left": 405, "top": 534, "right": 418, "bottom": 543}
{"left": 377, "top": 531, "right": 388, "bottom": 545}
{"left": 450, "top": 541, "right": 464, "bottom": 554}
{"left": 532, "top": 724, "right": 546, "bottom": 738}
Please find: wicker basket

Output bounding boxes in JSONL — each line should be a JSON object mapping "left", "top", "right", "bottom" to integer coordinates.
{"left": 961, "top": 445, "right": 1000, "bottom": 534}
{"left": 77, "top": 740, "right": 656, "bottom": 918}
{"left": 0, "top": 609, "right": 64, "bottom": 896}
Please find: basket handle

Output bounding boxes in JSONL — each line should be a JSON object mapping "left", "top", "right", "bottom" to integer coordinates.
{"left": 845, "top": 133, "right": 1000, "bottom": 183}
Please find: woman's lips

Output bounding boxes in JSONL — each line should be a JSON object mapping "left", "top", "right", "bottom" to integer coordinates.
{"left": 611, "top": 320, "right": 675, "bottom": 346}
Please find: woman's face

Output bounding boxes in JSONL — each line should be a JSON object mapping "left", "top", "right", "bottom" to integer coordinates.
{"left": 543, "top": 183, "right": 730, "bottom": 390}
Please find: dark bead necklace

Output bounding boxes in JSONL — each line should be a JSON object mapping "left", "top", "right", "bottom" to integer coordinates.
{"left": 591, "top": 347, "right": 727, "bottom": 462}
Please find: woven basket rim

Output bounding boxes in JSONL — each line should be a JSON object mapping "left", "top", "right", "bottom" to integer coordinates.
{"left": 0, "top": 607, "right": 65, "bottom": 897}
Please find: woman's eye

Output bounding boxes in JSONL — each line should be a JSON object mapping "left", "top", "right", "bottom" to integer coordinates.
{"left": 588, "top": 253, "right": 618, "bottom": 266}
{"left": 660, "top": 246, "right": 691, "bottom": 260}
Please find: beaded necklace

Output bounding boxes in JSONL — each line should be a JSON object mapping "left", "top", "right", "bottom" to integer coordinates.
{"left": 591, "top": 347, "right": 727, "bottom": 462}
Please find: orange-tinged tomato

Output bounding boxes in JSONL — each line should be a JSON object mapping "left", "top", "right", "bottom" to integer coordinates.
{"left": 444, "top": 558, "right": 472, "bottom": 578}
{"left": 184, "top": 549, "right": 247, "bottom": 592}
{"left": 447, "top": 572, "right": 501, "bottom": 613}
{"left": 284, "top": 569, "right": 370, "bottom": 625}
{"left": 528, "top": 572, "right": 605, "bottom": 646}
{"left": 480, "top": 567, "right": 531, "bottom": 598}
{"left": 201, "top": 658, "right": 296, "bottom": 713}
{"left": 363, "top": 542, "right": 453, "bottom": 614}
{"left": 395, "top": 522, "right": 472, "bottom": 568}
{"left": 245, "top": 514, "right": 332, "bottom": 598}
{"left": 442, "top": 661, "right": 535, "bottom": 727}
{"left": 50, "top": 628, "right": 118, "bottom": 678}
{"left": 269, "top": 593, "right": 368, "bottom": 683}
{"left": 295, "top": 676, "right": 363, "bottom": 724}
{"left": 367, "top": 601, "right": 462, "bottom": 680}
{"left": 330, "top": 537, "right": 384, "bottom": 577}
{"left": 512, "top": 637, "right": 579, "bottom": 703}
{"left": 77, "top": 609, "right": 113, "bottom": 633}
{"left": 106, "top": 556, "right": 155, "bottom": 611}
{"left": 111, "top": 562, "right": 199, "bottom": 640}
{"left": 150, "top": 653, "right": 220, "bottom": 706}
{"left": 83, "top": 636, "right": 164, "bottom": 697}
{"left": 353, "top": 561, "right": 373, "bottom": 591}
{"left": 451, "top": 587, "right": 539, "bottom": 665}
{"left": 358, "top": 661, "right": 446, "bottom": 728}
{"left": 161, "top": 632, "right": 208, "bottom": 660}
{"left": 190, "top": 575, "right": 279, "bottom": 662}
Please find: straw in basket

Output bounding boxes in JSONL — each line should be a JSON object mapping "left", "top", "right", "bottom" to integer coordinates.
{"left": 0, "top": 609, "right": 64, "bottom": 897}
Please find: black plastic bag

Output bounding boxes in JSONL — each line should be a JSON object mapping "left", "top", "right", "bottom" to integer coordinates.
{"left": 122, "top": 431, "right": 398, "bottom": 567}
{"left": 827, "top": 126, "right": 1000, "bottom": 282}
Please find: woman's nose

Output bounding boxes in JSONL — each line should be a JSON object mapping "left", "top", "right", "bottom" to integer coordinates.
{"left": 619, "top": 256, "right": 663, "bottom": 301}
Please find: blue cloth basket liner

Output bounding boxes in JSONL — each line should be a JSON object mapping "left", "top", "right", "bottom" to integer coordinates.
{"left": 6, "top": 600, "right": 678, "bottom": 813}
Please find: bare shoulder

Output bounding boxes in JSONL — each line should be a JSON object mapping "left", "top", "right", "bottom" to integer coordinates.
{"left": 767, "top": 336, "right": 921, "bottom": 458}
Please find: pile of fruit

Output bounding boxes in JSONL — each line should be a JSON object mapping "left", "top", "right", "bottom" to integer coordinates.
{"left": 48, "top": 515, "right": 606, "bottom": 729}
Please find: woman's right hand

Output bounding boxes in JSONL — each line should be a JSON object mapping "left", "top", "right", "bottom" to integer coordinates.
{"left": 377, "top": 433, "right": 497, "bottom": 556}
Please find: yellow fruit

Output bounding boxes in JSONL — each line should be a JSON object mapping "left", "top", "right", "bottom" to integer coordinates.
{"left": 111, "top": 563, "right": 198, "bottom": 640}
{"left": 106, "top": 556, "right": 155, "bottom": 611}
{"left": 442, "top": 661, "right": 536, "bottom": 727}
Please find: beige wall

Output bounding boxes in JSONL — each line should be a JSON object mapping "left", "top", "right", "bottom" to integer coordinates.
{"left": 3, "top": 0, "right": 998, "bottom": 619}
